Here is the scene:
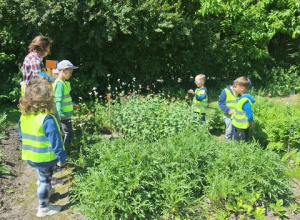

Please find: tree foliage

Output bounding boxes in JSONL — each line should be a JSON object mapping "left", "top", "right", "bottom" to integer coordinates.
{"left": 0, "top": 0, "right": 299, "bottom": 101}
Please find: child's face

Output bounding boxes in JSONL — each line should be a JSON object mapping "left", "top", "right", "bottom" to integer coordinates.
{"left": 194, "top": 77, "right": 204, "bottom": 88}
{"left": 233, "top": 83, "right": 245, "bottom": 95}
{"left": 63, "top": 69, "right": 73, "bottom": 80}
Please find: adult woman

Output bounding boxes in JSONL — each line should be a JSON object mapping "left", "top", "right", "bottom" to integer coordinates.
{"left": 22, "top": 35, "right": 52, "bottom": 84}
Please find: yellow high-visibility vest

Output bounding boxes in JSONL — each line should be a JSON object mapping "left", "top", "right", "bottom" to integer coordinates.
{"left": 192, "top": 88, "right": 208, "bottom": 113}
{"left": 232, "top": 97, "right": 252, "bottom": 129}
{"left": 20, "top": 113, "right": 62, "bottom": 163}
{"left": 53, "top": 80, "right": 73, "bottom": 114}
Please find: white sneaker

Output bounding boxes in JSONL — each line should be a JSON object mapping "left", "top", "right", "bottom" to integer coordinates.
{"left": 36, "top": 204, "right": 62, "bottom": 217}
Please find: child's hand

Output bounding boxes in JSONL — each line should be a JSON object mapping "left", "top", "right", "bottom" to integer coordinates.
{"left": 228, "top": 110, "right": 234, "bottom": 115}
{"left": 250, "top": 122, "right": 256, "bottom": 128}
{"left": 57, "top": 162, "right": 66, "bottom": 167}
{"left": 74, "top": 104, "right": 79, "bottom": 110}
{"left": 188, "top": 89, "right": 194, "bottom": 94}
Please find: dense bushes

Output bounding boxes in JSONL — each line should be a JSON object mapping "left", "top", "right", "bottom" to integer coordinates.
{"left": 1, "top": 0, "right": 300, "bottom": 102}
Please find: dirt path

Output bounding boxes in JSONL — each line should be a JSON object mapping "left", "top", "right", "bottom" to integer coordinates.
{"left": 0, "top": 127, "right": 83, "bottom": 220}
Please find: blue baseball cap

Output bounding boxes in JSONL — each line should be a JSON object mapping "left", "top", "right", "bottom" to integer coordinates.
{"left": 37, "top": 72, "right": 56, "bottom": 82}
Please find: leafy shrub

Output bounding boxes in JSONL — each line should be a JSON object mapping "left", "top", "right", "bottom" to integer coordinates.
{"left": 250, "top": 96, "right": 300, "bottom": 151}
{"left": 72, "top": 128, "right": 293, "bottom": 219}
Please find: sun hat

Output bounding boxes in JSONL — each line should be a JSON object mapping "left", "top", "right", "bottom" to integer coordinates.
{"left": 37, "top": 72, "right": 56, "bottom": 82}
{"left": 57, "top": 60, "right": 79, "bottom": 70}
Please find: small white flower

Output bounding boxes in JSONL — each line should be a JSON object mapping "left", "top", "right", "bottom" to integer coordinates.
{"left": 79, "top": 97, "right": 83, "bottom": 100}
{"left": 128, "top": 84, "right": 130, "bottom": 87}
{"left": 122, "top": 82, "right": 126, "bottom": 85}
{"left": 115, "top": 87, "right": 118, "bottom": 90}
{"left": 94, "top": 91, "right": 98, "bottom": 95}
{"left": 190, "top": 76, "right": 194, "bottom": 79}
{"left": 107, "top": 74, "right": 111, "bottom": 77}
{"left": 89, "top": 92, "right": 92, "bottom": 95}
{"left": 177, "top": 78, "right": 182, "bottom": 83}
{"left": 139, "top": 84, "right": 142, "bottom": 88}
{"left": 92, "top": 87, "right": 97, "bottom": 90}
{"left": 133, "top": 77, "right": 136, "bottom": 81}
{"left": 107, "top": 85, "right": 111, "bottom": 90}
{"left": 117, "top": 79, "right": 120, "bottom": 82}
{"left": 99, "top": 95, "right": 102, "bottom": 98}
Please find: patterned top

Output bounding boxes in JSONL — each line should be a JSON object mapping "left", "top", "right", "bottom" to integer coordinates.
{"left": 22, "top": 52, "right": 45, "bottom": 84}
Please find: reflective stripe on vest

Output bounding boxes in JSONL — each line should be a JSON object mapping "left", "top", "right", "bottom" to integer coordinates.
{"left": 232, "top": 97, "right": 252, "bottom": 129}
{"left": 20, "top": 113, "right": 60, "bottom": 163}
{"left": 192, "top": 88, "right": 208, "bottom": 113}
{"left": 53, "top": 80, "right": 73, "bottom": 114}
{"left": 224, "top": 88, "right": 237, "bottom": 110}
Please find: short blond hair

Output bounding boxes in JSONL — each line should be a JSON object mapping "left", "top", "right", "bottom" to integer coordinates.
{"left": 18, "top": 77, "right": 54, "bottom": 115}
{"left": 195, "top": 74, "right": 206, "bottom": 82}
{"left": 234, "top": 76, "right": 250, "bottom": 89}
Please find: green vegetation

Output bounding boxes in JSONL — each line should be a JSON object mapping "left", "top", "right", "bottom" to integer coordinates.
{"left": 1, "top": 0, "right": 300, "bottom": 101}
{"left": 69, "top": 92, "right": 299, "bottom": 219}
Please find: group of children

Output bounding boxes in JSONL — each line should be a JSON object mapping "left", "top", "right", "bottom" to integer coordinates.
{"left": 19, "top": 35, "right": 255, "bottom": 218}
{"left": 189, "top": 74, "right": 255, "bottom": 142}
{"left": 19, "top": 35, "right": 78, "bottom": 217}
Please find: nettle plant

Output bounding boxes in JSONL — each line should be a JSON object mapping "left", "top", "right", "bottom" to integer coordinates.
{"left": 110, "top": 92, "right": 196, "bottom": 141}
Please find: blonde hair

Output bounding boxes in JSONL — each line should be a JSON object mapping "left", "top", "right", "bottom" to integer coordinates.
{"left": 234, "top": 76, "right": 250, "bottom": 89}
{"left": 18, "top": 76, "right": 54, "bottom": 115}
{"left": 195, "top": 74, "right": 206, "bottom": 82}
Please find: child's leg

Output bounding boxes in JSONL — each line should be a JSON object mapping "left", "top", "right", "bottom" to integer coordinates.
{"left": 234, "top": 128, "right": 249, "bottom": 142}
{"left": 37, "top": 166, "right": 54, "bottom": 208}
{"left": 223, "top": 115, "right": 233, "bottom": 140}
{"left": 200, "top": 113, "right": 206, "bottom": 122}
{"left": 60, "top": 119, "right": 73, "bottom": 149}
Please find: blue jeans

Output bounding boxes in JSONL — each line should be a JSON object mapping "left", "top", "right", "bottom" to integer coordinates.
{"left": 37, "top": 166, "right": 54, "bottom": 208}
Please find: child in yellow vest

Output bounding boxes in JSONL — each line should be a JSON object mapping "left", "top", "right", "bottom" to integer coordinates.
{"left": 218, "top": 84, "right": 237, "bottom": 140}
{"left": 18, "top": 77, "right": 66, "bottom": 217}
{"left": 188, "top": 74, "right": 208, "bottom": 121}
{"left": 53, "top": 60, "right": 79, "bottom": 150}
{"left": 232, "top": 76, "right": 256, "bottom": 142}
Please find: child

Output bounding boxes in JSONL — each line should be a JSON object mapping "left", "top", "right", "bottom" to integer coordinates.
{"left": 232, "top": 76, "right": 255, "bottom": 142}
{"left": 22, "top": 35, "right": 52, "bottom": 84}
{"left": 188, "top": 74, "right": 208, "bottom": 121}
{"left": 53, "top": 60, "right": 79, "bottom": 150}
{"left": 18, "top": 77, "right": 66, "bottom": 217}
{"left": 218, "top": 84, "right": 237, "bottom": 140}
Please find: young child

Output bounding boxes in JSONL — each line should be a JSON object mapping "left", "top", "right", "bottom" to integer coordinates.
{"left": 218, "top": 84, "right": 237, "bottom": 140}
{"left": 53, "top": 60, "right": 79, "bottom": 150}
{"left": 232, "top": 76, "right": 255, "bottom": 142}
{"left": 18, "top": 77, "right": 66, "bottom": 217}
{"left": 188, "top": 74, "right": 208, "bottom": 121}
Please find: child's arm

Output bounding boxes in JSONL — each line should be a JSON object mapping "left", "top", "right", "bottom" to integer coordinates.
{"left": 54, "top": 82, "right": 67, "bottom": 120}
{"left": 218, "top": 89, "right": 231, "bottom": 114}
{"left": 42, "top": 115, "right": 66, "bottom": 166}
{"left": 194, "top": 88, "right": 207, "bottom": 101}
{"left": 243, "top": 102, "right": 255, "bottom": 127}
